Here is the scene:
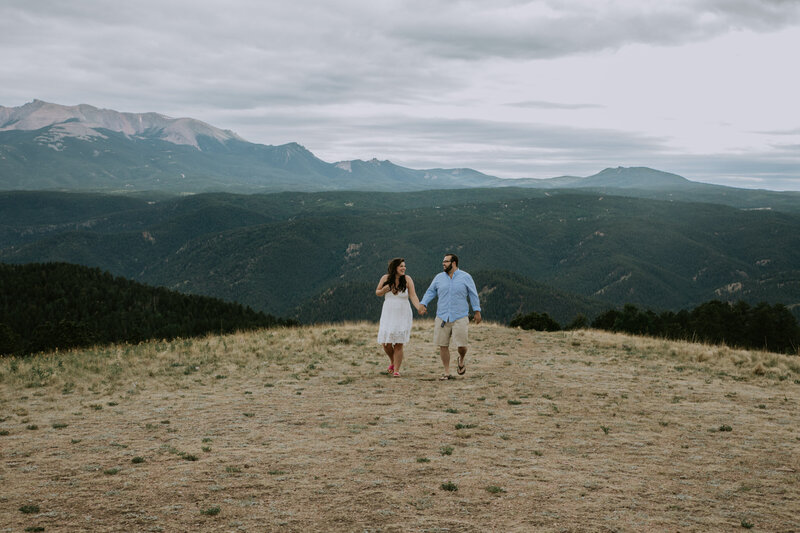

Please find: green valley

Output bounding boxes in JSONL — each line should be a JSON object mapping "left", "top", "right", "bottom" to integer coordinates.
{"left": 2, "top": 189, "right": 799, "bottom": 325}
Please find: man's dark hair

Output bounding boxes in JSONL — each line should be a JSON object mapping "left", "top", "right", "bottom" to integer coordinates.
{"left": 446, "top": 253, "right": 459, "bottom": 267}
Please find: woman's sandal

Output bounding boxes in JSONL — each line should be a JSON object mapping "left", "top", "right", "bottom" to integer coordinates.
{"left": 439, "top": 374, "right": 452, "bottom": 380}
{"left": 393, "top": 371, "right": 401, "bottom": 377}
{"left": 387, "top": 365, "right": 394, "bottom": 373}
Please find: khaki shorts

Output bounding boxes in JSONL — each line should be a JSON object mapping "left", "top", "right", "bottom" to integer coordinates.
{"left": 433, "top": 316, "right": 469, "bottom": 347}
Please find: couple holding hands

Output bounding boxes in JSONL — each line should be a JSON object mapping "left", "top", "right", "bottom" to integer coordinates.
{"left": 375, "top": 253, "right": 482, "bottom": 379}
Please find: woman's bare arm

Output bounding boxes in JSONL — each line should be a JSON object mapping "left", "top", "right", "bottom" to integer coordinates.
{"left": 375, "top": 274, "right": 391, "bottom": 296}
{"left": 406, "top": 276, "right": 422, "bottom": 312}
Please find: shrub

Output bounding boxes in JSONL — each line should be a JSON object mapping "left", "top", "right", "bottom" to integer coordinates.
{"left": 510, "top": 312, "right": 561, "bottom": 332}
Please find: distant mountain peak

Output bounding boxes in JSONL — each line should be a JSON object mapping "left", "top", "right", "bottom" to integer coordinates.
{"left": 0, "top": 100, "right": 246, "bottom": 150}
{"left": 282, "top": 142, "right": 314, "bottom": 154}
{"left": 335, "top": 158, "right": 394, "bottom": 169}
{"left": 582, "top": 166, "right": 692, "bottom": 189}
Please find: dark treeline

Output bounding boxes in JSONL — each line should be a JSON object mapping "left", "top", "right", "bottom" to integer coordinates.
{"left": 0, "top": 262, "right": 296, "bottom": 356}
{"left": 511, "top": 300, "right": 800, "bottom": 355}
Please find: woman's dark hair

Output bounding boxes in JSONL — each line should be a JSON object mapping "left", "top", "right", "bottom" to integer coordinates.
{"left": 385, "top": 257, "right": 407, "bottom": 293}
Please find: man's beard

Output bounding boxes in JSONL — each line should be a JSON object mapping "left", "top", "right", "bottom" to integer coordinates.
{"left": 444, "top": 263, "right": 453, "bottom": 273}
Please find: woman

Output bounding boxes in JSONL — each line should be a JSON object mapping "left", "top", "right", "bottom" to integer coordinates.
{"left": 376, "top": 257, "right": 422, "bottom": 377}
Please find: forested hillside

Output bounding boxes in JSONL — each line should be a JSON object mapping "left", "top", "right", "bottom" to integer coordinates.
{"left": 2, "top": 189, "right": 800, "bottom": 324}
{"left": 511, "top": 300, "right": 800, "bottom": 354}
{"left": 291, "top": 271, "right": 608, "bottom": 325}
{"left": 0, "top": 262, "right": 294, "bottom": 356}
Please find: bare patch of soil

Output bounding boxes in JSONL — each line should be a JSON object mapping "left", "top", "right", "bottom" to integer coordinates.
{"left": 1, "top": 321, "right": 798, "bottom": 531}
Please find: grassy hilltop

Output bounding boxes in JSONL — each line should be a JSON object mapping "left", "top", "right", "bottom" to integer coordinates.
{"left": 1, "top": 321, "right": 798, "bottom": 531}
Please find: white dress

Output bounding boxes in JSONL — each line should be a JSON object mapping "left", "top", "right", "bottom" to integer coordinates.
{"left": 377, "top": 289, "right": 413, "bottom": 344}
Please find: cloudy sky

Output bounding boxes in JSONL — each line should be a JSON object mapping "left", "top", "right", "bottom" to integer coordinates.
{"left": 1, "top": 0, "right": 799, "bottom": 190}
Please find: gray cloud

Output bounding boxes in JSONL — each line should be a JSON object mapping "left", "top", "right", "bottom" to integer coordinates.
{"left": 758, "top": 128, "right": 800, "bottom": 135}
{"left": 383, "top": 0, "right": 800, "bottom": 60}
{"left": 507, "top": 100, "right": 605, "bottom": 110}
{"left": 6, "top": 0, "right": 799, "bottom": 108}
{"left": 4, "top": 1, "right": 797, "bottom": 112}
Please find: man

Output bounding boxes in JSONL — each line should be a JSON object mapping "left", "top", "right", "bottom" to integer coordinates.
{"left": 419, "top": 253, "right": 482, "bottom": 380}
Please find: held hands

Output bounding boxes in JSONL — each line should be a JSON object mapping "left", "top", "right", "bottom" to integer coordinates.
{"left": 417, "top": 304, "right": 427, "bottom": 316}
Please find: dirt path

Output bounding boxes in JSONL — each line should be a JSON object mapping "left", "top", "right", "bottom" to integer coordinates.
{"left": 1, "top": 321, "right": 798, "bottom": 531}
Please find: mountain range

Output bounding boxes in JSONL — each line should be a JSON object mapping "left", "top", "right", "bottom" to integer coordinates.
{"left": 3, "top": 100, "right": 799, "bottom": 213}
{"left": 0, "top": 100, "right": 504, "bottom": 192}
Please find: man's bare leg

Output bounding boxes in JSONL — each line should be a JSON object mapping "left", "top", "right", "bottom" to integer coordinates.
{"left": 457, "top": 346, "right": 467, "bottom": 374}
{"left": 440, "top": 346, "right": 451, "bottom": 376}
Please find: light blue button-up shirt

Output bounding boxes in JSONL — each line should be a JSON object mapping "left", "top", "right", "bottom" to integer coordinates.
{"left": 421, "top": 269, "right": 481, "bottom": 322}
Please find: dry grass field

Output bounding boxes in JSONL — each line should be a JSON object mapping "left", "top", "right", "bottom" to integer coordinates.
{"left": 1, "top": 320, "right": 799, "bottom": 532}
